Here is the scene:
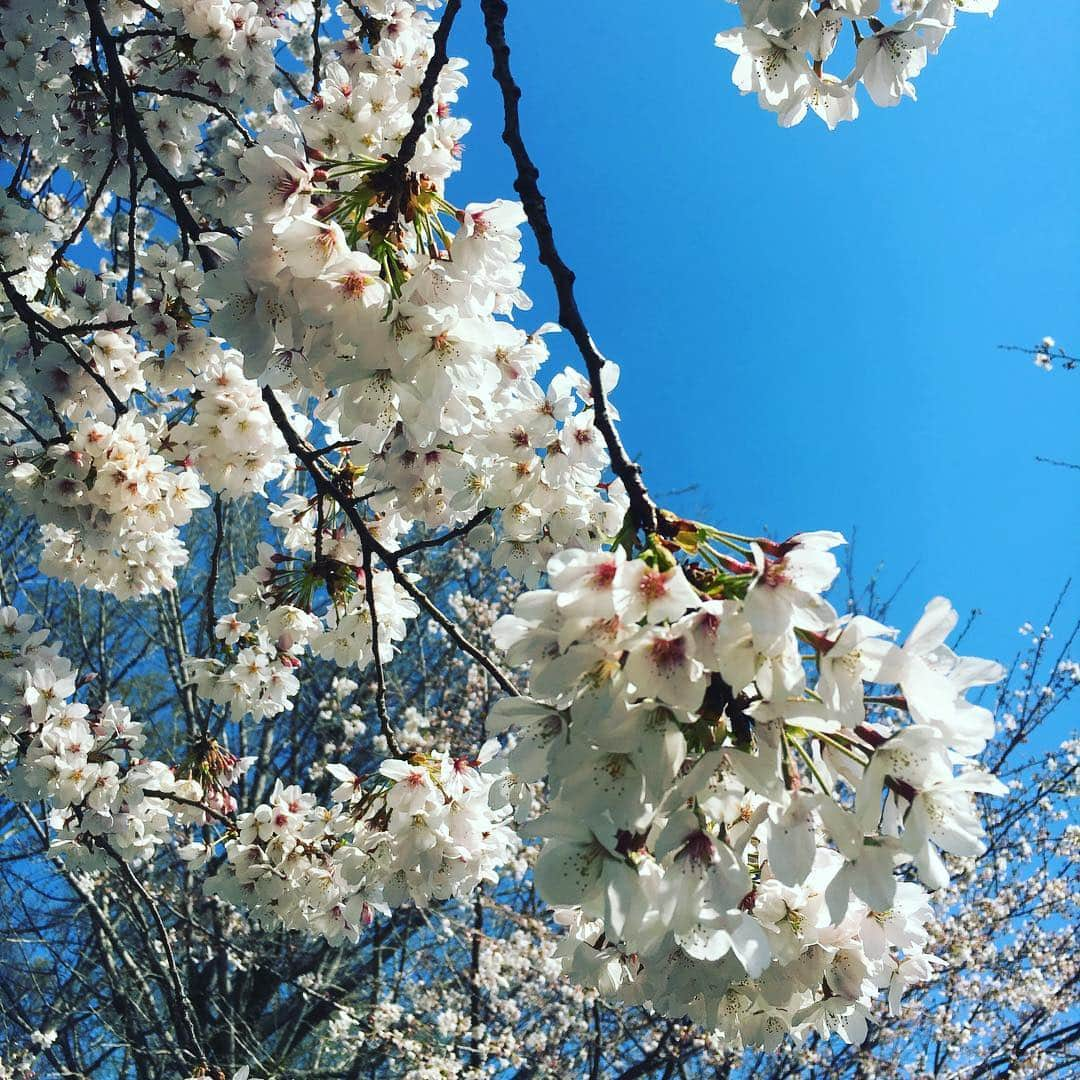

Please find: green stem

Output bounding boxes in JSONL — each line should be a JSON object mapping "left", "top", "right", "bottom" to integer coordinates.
{"left": 790, "top": 734, "right": 832, "bottom": 794}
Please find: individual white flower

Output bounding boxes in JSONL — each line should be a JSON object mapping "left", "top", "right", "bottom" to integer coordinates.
{"left": 799, "top": 74, "right": 860, "bottom": 130}
{"left": 238, "top": 138, "right": 313, "bottom": 222}
{"left": 274, "top": 213, "right": 350, "bottom": 278}
{"left": 528, "top": 811, "right": 619, "bottom": 908}
{"left": 876, "top": 596, "right": 1003, "bottom": 754}
{"left": 548, "top": 547, "right": 625, "bottom": 620}
{"left": 814, "top": 614, "right": 898, "bottom": 722}
{"left": 380, "top": 759, "right": 437, "bottom": 814}
{"left": 613, "top": 559, "right": 700, "bottom": 625}
{"left": 764, "top": 789, "right": 818, "bottom": 886}
{"left": 854, "top": 23, "right": 929, "bottom": 108}
{"left": 623, "top": 624, "right": 707, "bottom": 711}
{"left": 901, "top": 767, "right": 1007, "bottom": 888}
{"left": 743, "top": 531, "right": 844, "bottom": 651}
{"left": 715, "top": 27, "right": 813, "bottom": 115}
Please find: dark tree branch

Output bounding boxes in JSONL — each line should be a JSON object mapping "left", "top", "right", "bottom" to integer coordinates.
{"left": 131, "top": 84, "right": 254, "bottom": 146}
{"left": 100, "top": 841, "right": 207, "bottom": 1067}
{"left": 0, "top": 270, "right": 129, "bottom": 419}
{"left": 393, "top": 0, "right": 463, "bottom": 172}
{"left": 480, "top": 0, "right": 658, "bottom": 536}
{"left": 0, "top": 400, "right": 51, "bottom": 447}
{"left": 84, "top": 0, "right": 221, "bottom": 270}
{"left": 311, "top": 1, "right": 324, "bottom": 94}
{"left": 360, "top": 526, "right": 402, "bottom": 757}
{"left": 49, "top": 151, "right": 119, "bottom": 274}
{"left": 395, "top": 507, "right": 493, "bottom": 557}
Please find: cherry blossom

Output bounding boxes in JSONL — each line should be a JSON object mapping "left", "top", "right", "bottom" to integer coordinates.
{"left": 715, "top": 0, "right": 996, "bottom": 126}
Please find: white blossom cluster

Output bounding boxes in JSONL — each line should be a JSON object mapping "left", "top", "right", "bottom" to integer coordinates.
{"left": 1027, "top": 334, "right": 1074, "bottom": 374}
{"left": 486, "top": 535, "right": 1005, "bottom": 1047}
{"left": 187, "top": 538, "right": 421, "bottom": 721}
{"left": 205, "top": 141, "right": 628, "bottom": 582}
{"left": 2, "top": 412, "right": 211, "bottom": 598}
{"left": 1, "top": 0, "right": 627, "bottom": 590}
{"left": 120, "top": 0, "right": 293, "bottom": 116}
{"left": 0, "top": 606, "right": 207, "bottom": 860}
{"left": 173, "top": 358, "right": 291, "bottom": 497}
{"left": 202, "top": 747, "right": 517, "bottom": 944}
{"left": 715, "top": 0, "right": 997, "bottom": 129}
{"left": 0, "top": 598, "right": 515, "bottom": 953}
{"left": 0, "top": 190, "right": 58, "bottom": 295}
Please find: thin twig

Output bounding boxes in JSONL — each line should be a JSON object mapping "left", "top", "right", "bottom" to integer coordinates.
{"left": 0, "top": 270, "right": 129, "bottom": 419}
{"left": 141, "top": 789, "right": 235, "bottom": 827}
{"left": 396, "top": 507, "right": 493, "bottom": 557}
{"left": 131, "top": 83, "right": 255, "bottom": 146}
{"left": 999, "top": 343, "right": 1078, "bottom": 370}
{"left": 49, "top": 152, "right": 119, "bottom": 274}
{"left": 360, "top": 529, "right": 402, "bottom": 756}
{"left": 275, "top": 62, "right": 308, "bottom": 102}
{"left": 100, "top": 840, "right": 207, "bottom": 1066}
{"left": 6, "top": 137, "right": 31, "bottom": 196}
{"left": 387, "top": 563, "right": 520, "bottom": 698}
{"left": 0, "top": 401, "right": 51, "bottom": 447}
{"left": 199, "top": 495, "right": 226, "bottom": 658}
{"left": 1035, "top": 455, "right": 1080, "bottom": 471}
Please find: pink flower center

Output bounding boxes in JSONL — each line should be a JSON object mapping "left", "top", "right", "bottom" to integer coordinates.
{"left": 762, "top": 560, "right": 790, "bottom": 588}
{"left": 649, "top": 635, "right": 687, "bottom": 671}
{"left": 682, "top": 830, "right": 715, "bottom": 866}
{"left": 639, "top": 569, "right": 669, "bottom": 602}
{"left": 339, "top": 272, "right": 371, "bottom": 299}
{"left": 315, "top": 228, "right": 339, "bottom": 257}
{"left": 589, "top": 560, "right": 618, "bottom": 590}
{"left": 273, "top": 174, "right": 300, "bottom": 199}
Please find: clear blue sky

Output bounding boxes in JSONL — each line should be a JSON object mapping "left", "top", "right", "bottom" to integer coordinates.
{"left": 445, "top": 1, "right": 1080, "bottom": 695}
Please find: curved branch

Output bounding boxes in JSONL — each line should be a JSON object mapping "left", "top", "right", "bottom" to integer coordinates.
{"left": 393, "top": 0, "right": 464, "bottom": 172}
{"left": 480, "top": 0, "right": 658, "bottom": 536}
{"left": 84, "top": 0, "right": 220, "bottom": 270}
{"left": 395, "top": 507, "right": 493, "bottom": 557}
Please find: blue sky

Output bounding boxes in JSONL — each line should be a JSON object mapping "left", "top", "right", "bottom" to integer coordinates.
{"left": 444, "top": 1, "right": 1080, "bottom": 690}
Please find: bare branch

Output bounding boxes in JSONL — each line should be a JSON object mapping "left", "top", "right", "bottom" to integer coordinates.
{"left": 479, "top": 0, "right": 658, "bottom": 536}
{"left": 360, "top": 527, "right": 402, "bottom": 757}
{"left": 100, "top": 840, "right": 207, "bottom": 1067}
